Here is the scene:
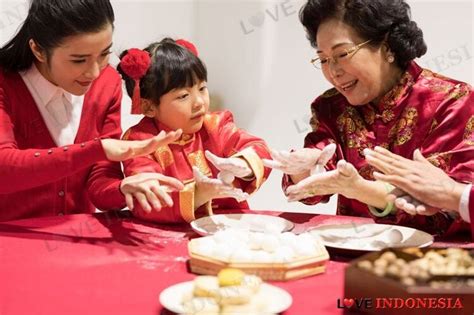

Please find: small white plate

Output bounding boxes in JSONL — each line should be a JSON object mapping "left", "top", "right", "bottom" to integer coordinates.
{"left": 190, "top": 214, "right": 294, "bottom": 236}
{"left": 309, "top": 223, "right": 433, "bottom": 252}
{"left": 159, "top": 281, "right": 292, "bottom": 314}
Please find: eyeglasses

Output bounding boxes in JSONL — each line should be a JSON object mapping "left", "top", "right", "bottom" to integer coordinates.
{"left": 310, "top": 39, "right": 372, "bottom": 69}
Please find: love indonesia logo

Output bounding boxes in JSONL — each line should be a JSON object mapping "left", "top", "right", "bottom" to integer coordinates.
{"left": 337, "top": 297, "right": 463, "bottom": 310}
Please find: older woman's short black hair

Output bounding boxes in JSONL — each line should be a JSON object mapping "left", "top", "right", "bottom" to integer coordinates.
{"left": 299, "top": 0, "right": 427, "bottom": 69}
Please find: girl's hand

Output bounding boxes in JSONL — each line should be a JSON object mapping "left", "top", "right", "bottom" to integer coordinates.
{"left": 193, "top": 167, "right": 249, "bottom": 208}
{"left": 120, "top": 173, "right": 184, "bottom": 213}
{"left": 262, "top": 143, "right": 336, "bottom": 175}
{"left": 285, "top": 159, "right": 361, "bottom": 202}
{"left": 204, "top": 151, "right": 252, "bottom": 185}
{"left": 102, "top": 129, "right": 182, "bottom": 162}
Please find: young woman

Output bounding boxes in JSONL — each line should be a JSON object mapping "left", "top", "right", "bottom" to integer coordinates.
{"left": 0, "top": 0, "right": 182, "bottom": 221}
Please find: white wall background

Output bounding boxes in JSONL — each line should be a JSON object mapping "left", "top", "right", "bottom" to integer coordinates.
{"left": 1, "top": 0, "right": 472, "bottom": 214}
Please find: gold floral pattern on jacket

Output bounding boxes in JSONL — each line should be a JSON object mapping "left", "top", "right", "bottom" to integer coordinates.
{"left": 187, "top": 150, "right": 212, "bottom": 176}
{"left": 154, "top": 145, "right": 174, "bottom": 169}
{"left": 336, "top": 107, "right": 369, "bottom": 150}
{"left": 464, "top": 116, "right": 474, "bottom": 145}
{"left": 388, "top": 107, "right": 418, "bottom": 146}
{"left": 427, "top": 152, "right": 452, "bottom": 172}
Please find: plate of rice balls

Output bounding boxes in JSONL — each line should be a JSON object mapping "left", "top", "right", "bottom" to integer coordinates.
{"left": 159, "top": 268, "right": 292, "bottom": 314}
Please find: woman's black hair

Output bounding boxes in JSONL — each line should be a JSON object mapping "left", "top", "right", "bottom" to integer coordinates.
{"left": 118, "top": 38, "right": 208, "bottom": 106}
{"left": 0, "top": 0, "right": 114, "bottom": 72}
{"left": 299, "top": 0, "right": 427, "bottom": 69}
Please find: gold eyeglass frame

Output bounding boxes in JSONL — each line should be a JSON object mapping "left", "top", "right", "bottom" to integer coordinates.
{"left": 311, "top": 39, "right": 372, "bottom": 69}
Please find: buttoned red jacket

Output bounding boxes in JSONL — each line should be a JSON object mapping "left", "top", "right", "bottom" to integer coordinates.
{"left": 0, "top": 66, "right": 126, "bottom": 221}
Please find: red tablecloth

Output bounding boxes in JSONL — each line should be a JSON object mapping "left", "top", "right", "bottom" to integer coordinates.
{"left": 0, "top": 210, "right": 471, "bottom": 315}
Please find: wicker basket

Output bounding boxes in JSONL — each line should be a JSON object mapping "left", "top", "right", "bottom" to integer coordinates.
{"left": 188, "top": 240, "right": 329, "bottom": 281}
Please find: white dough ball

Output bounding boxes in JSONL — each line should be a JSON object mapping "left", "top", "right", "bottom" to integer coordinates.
{"left": 248, "top": 232, "right": 265, "bottom": 250}
{"left": 272, "top": 246, "right": 295, "bottom": 263}
{"left": 261, "top": 234, "right": 280, "bottom": 253}
{"left": 212, "top": 243, "right": 233, "bottom": 262}
{"left": 279, "top": 232, "right": 298, "bottom": 247}
{"left": 230, "top": 248, "right": 254, "bottom": 263}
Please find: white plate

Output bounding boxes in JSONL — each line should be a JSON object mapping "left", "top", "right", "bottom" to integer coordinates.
{"left": 308, "top": 223, "right": 433, "bottom": 252}
{"left": 159, "top": 281, "right": 292, "bottom": 314}
{"left": 190, "top": 214, "right": 294, "bottom": 236}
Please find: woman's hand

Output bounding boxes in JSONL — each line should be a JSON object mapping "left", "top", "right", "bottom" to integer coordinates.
{"left": 102, "top": 129, "right": 182, "bottom": 162}
{"left": 193, "top": 167, "right": 249, "bottom": 209}
{"left": 204, "top": 151, "right": 253, "bottom": 185}
{"left": 364, "top": 147, "right": 465, "bottom": 212}
{"left": 120, "top": 173, "right": 184, "bottom": 213}
{"left": 285, "top": 159, "right": 362, "bottom": 202}
{"left": 262, "top": 143, "right": 336, "bottom": 175}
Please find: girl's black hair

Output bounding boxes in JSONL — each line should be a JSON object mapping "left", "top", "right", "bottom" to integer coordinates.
{"left": 0, "top": 0, "right": 115, "bottom": 72}
{"left": 118, "top": 38, "right": 208, "bottom": 105}
{"left": 299, "top": 0, "right": 427, "bottom": 69}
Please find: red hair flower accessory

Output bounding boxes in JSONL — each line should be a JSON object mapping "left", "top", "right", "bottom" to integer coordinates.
{"left": 119, "top": 48, "right": 151, "bottom": 114}
{"left": 175, "top": 39, "right": 199, "bottom": 56}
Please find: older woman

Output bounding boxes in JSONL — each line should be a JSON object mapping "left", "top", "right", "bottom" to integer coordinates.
{"left": 264, "top": 0, "right": 473, "bottom": 236}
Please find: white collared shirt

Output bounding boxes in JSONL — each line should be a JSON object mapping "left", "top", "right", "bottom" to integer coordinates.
{"left": 20, "top": 64, "right": 84, "bottom": 146}
{"left": 459, "top": 183, "right": 472, "bottom": 223}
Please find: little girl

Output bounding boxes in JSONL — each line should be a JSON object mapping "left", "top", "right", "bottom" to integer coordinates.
{"left": 118, "top": 38, "right": 271, "bottom": 223}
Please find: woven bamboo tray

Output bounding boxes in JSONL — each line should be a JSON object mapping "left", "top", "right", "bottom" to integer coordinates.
{"left": 188, "top": 241, "right": 329, "bottom": 281}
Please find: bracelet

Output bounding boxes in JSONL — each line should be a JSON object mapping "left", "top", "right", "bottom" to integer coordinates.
{"left": 368, "top": 182, "right": 396, "bottom": 217}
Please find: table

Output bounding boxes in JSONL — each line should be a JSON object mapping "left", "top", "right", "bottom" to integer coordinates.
{"left": 0, "top": 210, "right": 471, "bottom": 315}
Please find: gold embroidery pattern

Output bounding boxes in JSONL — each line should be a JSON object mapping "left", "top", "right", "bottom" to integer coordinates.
{"left": 449, "top": 84, "right": 469, "bottom": 101}
{"left": 362, "top": 107, "right": 375, "bottom": 125}
{"left": 172, "top": 133, "right": 195, "bottom": 146}
{"left": 179, "top": 183, "right": 195, "bottom": 223}
{"left": 310, "top": 106, "right": 320, "bottom": 131}
{"left": 378, "top": 70, "right": 415, "bottom": 115}
{"left": 321, "top": 88, "right": 340, "bottom": 98}
{"left": 425, "top": 69, "right": 451, "bottom": 82}
{"left": 153, "top": 145, "right": 174, "bottom": 169}
{"left": 464, "top": 116, "right": 474, "bottom": 145}
{"left": 427, "top": 152, "right": 452, "bottom": 172}
{"left": 187, "top": 150, "right": 212, "bottom": 176}
{"left": 381, "top": 110, "right": 396, "bottom": 123}
{"left": 429, "top": 119, "right": 439, "bottom": 135}
{"left": 203, "top": 113, "right": 221, "bottom": 132}
{"left": 336, "top": 107, "right": 369, "bottom": 150}
{"left": 388, "top": 107, "right": 418, "bottom": 146}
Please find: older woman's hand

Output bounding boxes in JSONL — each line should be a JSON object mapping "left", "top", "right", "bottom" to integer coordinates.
{"left": 120, "top": 173, "right": 184, "bottom": 213}
{"left": 364, "top": 147, "right": 465, "bottom": 213}
{"left": 262, "top": 143, "right": 336, "bottom": 175}
{"left": 102, "top": 129, "right": 182, "bottom": 162}
{"left": 285, "top": 159, "right": 362, "bottom": 202}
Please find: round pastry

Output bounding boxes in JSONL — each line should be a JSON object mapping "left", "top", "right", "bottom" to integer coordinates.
{"left": 193, "top": 276, "right": 220, "bottom": 298}
{"left": 218, "top": 268, "right": 245, "bottom": 287}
